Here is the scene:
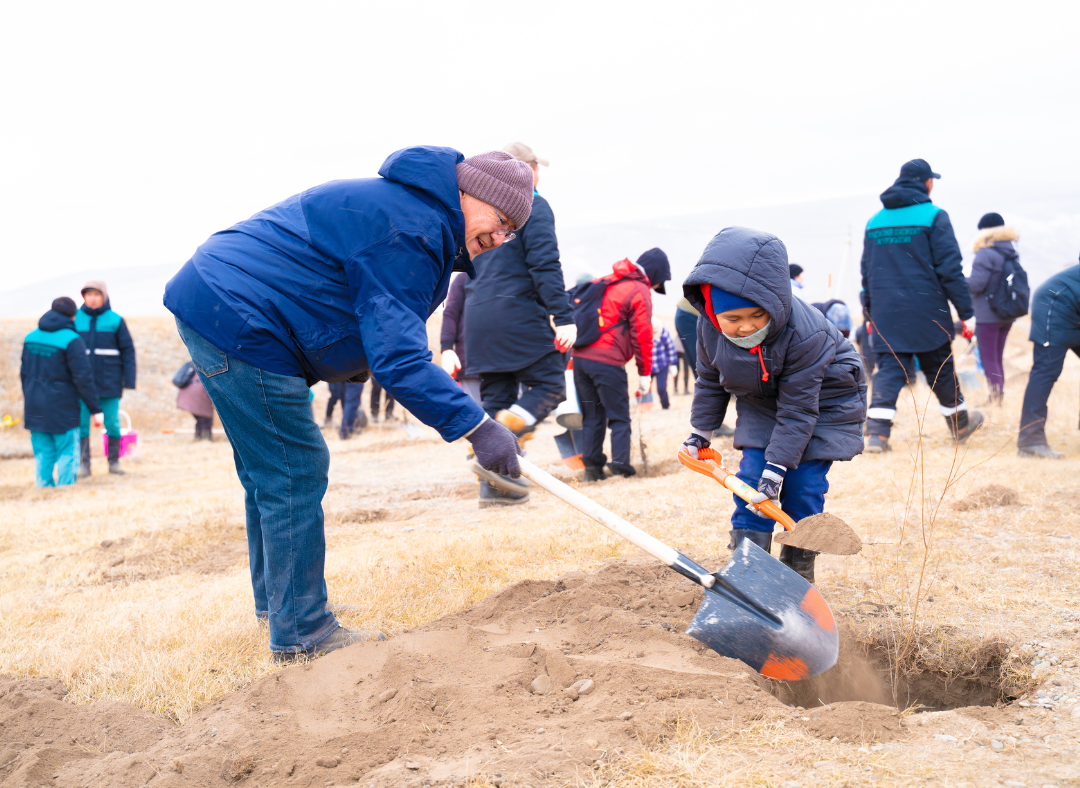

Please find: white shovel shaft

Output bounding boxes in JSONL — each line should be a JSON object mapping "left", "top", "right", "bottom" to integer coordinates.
{"left": 518, "top": 458, "right": 680, "bottom": 568}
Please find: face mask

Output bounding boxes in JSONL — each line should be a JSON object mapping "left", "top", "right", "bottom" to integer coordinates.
{"left": 722, "top": 320, "right": 771, "bottom": 349}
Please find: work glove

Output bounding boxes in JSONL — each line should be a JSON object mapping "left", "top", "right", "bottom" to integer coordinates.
{"left": 962, "top": 317, "right": 976, "bottom": 341}
{"left": 680, "top": 432, "right": 711, "bottom": 460}
{"left": 441, "top": 349, "right": 461, "bottom": 378}
{"left": 637, "top": 377, "right": 652, "bottom": 398}
{"left": 467, "top": 416, "right": 523, "bottom": 478}
{"left": 554, "top": 324, "right": 578, "bottom": 352}
{"left": 747, "top": 462, "right": 786, "bottom": 519}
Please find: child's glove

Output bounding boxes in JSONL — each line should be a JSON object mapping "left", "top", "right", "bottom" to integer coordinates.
{"left": 747, "top": 462, "right": 786, "bottom": 518}
{"left": 680, "top": 433, "right": 710, "bottom": 459}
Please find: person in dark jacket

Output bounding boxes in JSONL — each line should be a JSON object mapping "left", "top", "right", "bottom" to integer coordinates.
{"left": 21, "top": 298, "right": 102, "bottom": 487}
{"left": 440, "top": 272, "right": 482, "bottom": 405}
{"left": 860, "top": 159, "right": 982, "bottom": 452}
{"left": 1017, "top": 263, "right": 1080, "bottom": 458}
{"left": 163, "top": 146, "right": 532, "bottom": 662}
{"left": 369, "top": 378, "right": 396, "bottom": 422}
{"left": 680, "top": 227, "right": 867, "bottom": 584}
{"left": 338, "top": 381, "right": 367, "bottom": 439}
{"left": 75, "top": 281, "right": 136, "bottom": 476}
{"left": 967, "top": 213, "right": 1020, "bottom": 405}
{"left": 463, "top": 143, "right": 575, "bottom": 507}
{"left": 323, "top": 381, "right": 344, "bottom": 428}
{"left": 572, "top": 250, "right": 670, "bottom": 480}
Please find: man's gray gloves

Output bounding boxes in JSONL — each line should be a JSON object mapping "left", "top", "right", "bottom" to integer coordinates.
{"left": 467, "top": 417, "right": 523, "bottom": 478}
{"left": 680, "top": 433, "right": 711, "bottom": 459}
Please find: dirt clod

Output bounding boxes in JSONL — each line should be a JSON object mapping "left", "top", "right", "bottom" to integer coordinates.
{"left": 774, "top": 513, "right": 862, "bottom": 554}
{"left": 530, "top": 675, "right": 552, "bottom": 694}
{"left": 956, "top": 483, "right": 1019, "bottom": 511}
{"left": 669, "top": 590, "right": 695, "bottom": 607}
{"left": 804, "top": 701, "right": 904, "bottom": 742}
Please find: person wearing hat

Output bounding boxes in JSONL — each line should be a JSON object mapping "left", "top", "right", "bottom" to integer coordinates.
{"left": 572, "top": 248, "right": 670, "bottom": 480}
{"left": 967, "top": 213, "right": 1022, "bottom": 406}
{"left": 164, "top": 146, "right": 532, "bottom": 662}
{"left": 76, "top": 280, "right": 137, "bottom": 476}
{"left": 860, "top": 159, "right": 982, "bottom": 453}
{"left": 680, "top": 227, "right": 867, "bottom": 584}
{"left": 789, "top": 264, "right": 806, "bottom": 301}
{"left": 21, "top": 298, "right": 102, "bottom": 487}
{"left": 461, "top": 142, "right": 575, "bottom": 506}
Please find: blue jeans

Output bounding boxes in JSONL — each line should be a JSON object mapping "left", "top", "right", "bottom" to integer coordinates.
{"left": 176, "top": 319, "right": 337, "bottom": 654}
{"left": 31, "top": 428, "right": 80, "bottom": 487}
{"left": 731, "top": 448, "right": 832, "bottom": 532}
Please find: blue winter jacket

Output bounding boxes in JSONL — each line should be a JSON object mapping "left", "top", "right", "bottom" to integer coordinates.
{"left": 164, "top": 146, "right": 487, "bottom": 441}
{"left": 860, "top": 178, "right": 972, "bottom": 354}
{"left": 75, "top": 300, "right": 137, "bottom": 398}
{"left": 21, "top": 309, "right": 101, "bottom": 433}
{"left": 1030, "top": 264, "right": 1080, "bottom": 349}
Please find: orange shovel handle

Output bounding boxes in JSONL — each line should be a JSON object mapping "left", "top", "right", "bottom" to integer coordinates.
{"left": 678, "top": 448, "right": 797, "bottom": 531}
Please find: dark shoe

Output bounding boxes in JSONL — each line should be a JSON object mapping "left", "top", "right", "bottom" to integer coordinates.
{"left": 322, "top": 417, "right": 333, "bottom": 428}
{"left": 953, "top": 409, "right": 984, "bottom": 443}
{"left": 712, "top": 424, "right": 735, "bottom": 438}
{"left": 271, "top": 627, "right": 387, "bottom": 664}
{"left": 728, "top": 528, "right": 773, "bottom": 554}
{"left": 356, "top": 412, "right": 369, "bottom": 430}
{"left": 338, "top": 429, "right": 350, "bottom": 440}
{"left": 779, "top": 544, "right": 817, "bottom": 584}
{"left": 384, "top": 414, "right": 400, "bottom": 422}
{"left": 107, "top": 439, "right": 125, "bottom": 475}
{"left": 471, "top": 462, "right": 531, "bottom": 494}
{"left": 1018, "top": 444, "right": 1063, "bottom": 459}
{"left": 865, "top": 434, "right": 891, "bottom": 453}
{"left": 78, "top": 437, "right": 91, "bottom": 479}
{"left": 607, "top": 463, "right": 637, "bottom": 477}
{"left": 479, "top": 479, "right": 530, "bottom": 508}
{"left": 582, "top": 465, "right": 608, "bottom": 482}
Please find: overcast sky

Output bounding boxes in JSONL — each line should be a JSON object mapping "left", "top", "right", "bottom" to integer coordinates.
{"left": 2, "top": 0, "right": 1078, "bottom": 292}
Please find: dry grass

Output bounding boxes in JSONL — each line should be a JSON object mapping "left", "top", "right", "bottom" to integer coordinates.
{"left": 2, "top": 316, "right": 1079, "bottom": 785}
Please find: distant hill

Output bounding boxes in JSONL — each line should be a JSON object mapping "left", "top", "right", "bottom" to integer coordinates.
{"left": 2, "top": 193, "right": 1076, "bottom": 318}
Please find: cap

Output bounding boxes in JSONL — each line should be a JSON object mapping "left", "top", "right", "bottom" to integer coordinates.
{"left": 503, "top": 142, "right": 549, "bottom": 167}
{"left": 978, "top": 212, "right": 1005, "bottom": 230}
{"left": 899, "top": 159, "right": 941, "bottom": 181}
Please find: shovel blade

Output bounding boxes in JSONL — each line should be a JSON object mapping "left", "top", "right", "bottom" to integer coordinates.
{"left": 686, "top": 539, "right": 838, "bottom": 680}
{"left": 554, "top": 429, "right": 585, "bottom": 470}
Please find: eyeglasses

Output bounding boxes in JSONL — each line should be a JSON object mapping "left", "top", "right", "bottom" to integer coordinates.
{"left": 491, "top": 208, "right": 516, "bottom": 242}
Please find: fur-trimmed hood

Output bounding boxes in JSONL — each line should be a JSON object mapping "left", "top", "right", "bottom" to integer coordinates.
{"left": 973, "top": 226, "right": 1019, "bottom": 252}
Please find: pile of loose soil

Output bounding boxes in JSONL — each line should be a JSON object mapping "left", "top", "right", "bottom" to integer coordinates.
{"left": 774, "top": 513, "right": 862, "bottom": 555}
{"left": 955, "top": 483, "right": 1020, "bottom": 511}
{"left": 3, "top": 557, "right": 1021, "bottom": 787}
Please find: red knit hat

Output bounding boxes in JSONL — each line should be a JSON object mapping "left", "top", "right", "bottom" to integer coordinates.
{"left": 456, "top": 151, "right": 534, "bottom": 228}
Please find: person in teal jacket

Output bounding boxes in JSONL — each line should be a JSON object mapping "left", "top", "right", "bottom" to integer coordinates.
{"left": 21, "top": 298, "right": 102, "bottom": 487}
{"left": 75, "top": 280, "right": 137, "bottom": 476}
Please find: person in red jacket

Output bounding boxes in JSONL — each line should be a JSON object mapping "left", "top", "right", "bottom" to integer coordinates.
{"left": 572, "top": 250, "right": 670, "bottom": 480}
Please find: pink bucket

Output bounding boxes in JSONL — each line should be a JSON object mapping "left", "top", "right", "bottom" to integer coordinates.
{"left": 102, "top": 410, "right": 139, "bottom": 458}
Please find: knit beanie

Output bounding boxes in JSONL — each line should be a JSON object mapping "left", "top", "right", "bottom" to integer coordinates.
{"left": 81, "top": 279, "right": 109, "bottom": 301}
{"left": 456, "top": 151, "right": 534, "bottom": 229}
{"left": 978, "top": 212, "right": 1005, "bottom": 230}
{"left": 707, "top": 285, "right": 757, "bottom": 314}
{"left": 51, "top": 297, "right": 77, "bottom": 317}
{"left": 789, "top": 264, "right": 804, "bottom": 280}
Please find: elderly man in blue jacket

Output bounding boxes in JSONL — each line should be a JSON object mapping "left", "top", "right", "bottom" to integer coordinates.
{"left": 860, "top": 159, "right": 983, "bottom": 452}
{"left": 164, "top": 147, "right": 533, "bottom": 662}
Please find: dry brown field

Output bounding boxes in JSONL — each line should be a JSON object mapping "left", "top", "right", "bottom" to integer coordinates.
{"left": 1, "top": 315, "right": 1079, "bottom": 787}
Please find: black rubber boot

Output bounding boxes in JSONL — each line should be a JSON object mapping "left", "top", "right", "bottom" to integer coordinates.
{"left": 779, "top": 544, "right": 817, "bottom": 584}
{"left": 582, "top": 464, "right": 608, "bottom": 482}
{"left": 728, "top": 529, "right": 773, "bottom": 554}
{"left": 107, "top": 438, "right": 125, "bottom": 475}
{"left": 78, "top": 437, "right": 91, "bottom": 478}
{"left": 607, "top": 463, "right": 637, "bottom": 477}
{"left": 946, "top": 408, "right": 984, "bottom": 443}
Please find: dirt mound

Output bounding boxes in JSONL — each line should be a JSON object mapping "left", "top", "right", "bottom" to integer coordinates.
{"left": 0, "top": 558, "right": 1015, "bottom": 787}
{"left": 774, "top": 513, "right": 862, "bottom": 554}
{"left": 955, "top": 483, "right": 1019, "bottom": 511}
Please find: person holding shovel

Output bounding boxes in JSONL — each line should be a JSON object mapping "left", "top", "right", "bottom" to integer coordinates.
{"left": 679, "top": 226, "right": 867, "bottom": 583}
{"left": 164, "top": 146, "right": 532, "bottom": 662}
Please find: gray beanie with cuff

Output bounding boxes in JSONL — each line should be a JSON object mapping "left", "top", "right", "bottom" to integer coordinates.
{"left": 456, "top": 151, "right": 534, "bottom": 229}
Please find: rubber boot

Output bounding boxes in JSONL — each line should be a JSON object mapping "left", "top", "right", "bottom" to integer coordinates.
{"left": 78, "top": 437, "right": 91, "bottom": 479}
{"left": 478, "top": 479, "right": 529, "bottom": 508}
{"left": 728, "top": 528, "right": 773, "bottom": 554}
{"left": 946, "top": 408, "right": 984, "bottom": 443}
{"left": 107, "top": 438, "right": 125, "bottom": 475}
{"left": 779, "top": 544, "right": 816, "bottom": 584}
{"left": 582, "top": 464, "right": 607, "bottom": 482}
{"left": 495, "top": 409, "right": 536, "bottom": 448}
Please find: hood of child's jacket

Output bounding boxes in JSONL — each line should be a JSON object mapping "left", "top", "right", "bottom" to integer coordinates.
{"left": 80, "top": 299, "right": 112, "bottom": 318}
{"left": 636, "top": 247, "right": 671, "bottom": 294}
{"left": 39, "top": 309, "right": 75, "bottom": 332}
{"left": 880, "top": 177, "right": 932, "bottom": 209}
{"left": 682, "top": 226, "right": 792, "bottom": 343}
{"left": 378, "top": 146, "right": 466, "bottom": 237}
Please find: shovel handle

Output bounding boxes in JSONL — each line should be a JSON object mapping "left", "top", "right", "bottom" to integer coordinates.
{"left": 678, "top": 448, "right": 797, "bottom": 531}
{"left": 518, "top": 458, "right": 716, "bottom": 589}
